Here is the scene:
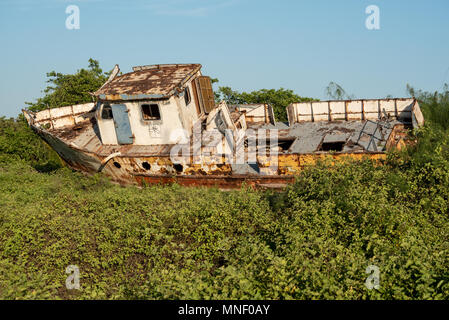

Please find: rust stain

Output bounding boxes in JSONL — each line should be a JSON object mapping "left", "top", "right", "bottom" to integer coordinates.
{"left": 22, "top": 66, "right": 423, "bottom": 190}
{"left": 134, "top": 174, "right": 295, "bottom": 190}
{"left": 95, "top": 64, "right": 202, "bottom": 101}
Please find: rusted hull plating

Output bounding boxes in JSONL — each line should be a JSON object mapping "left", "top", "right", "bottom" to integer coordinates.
{"left": 34, "top": 125, "right": 388, "bottom": 189}
{"left": 23, "top": 96, "right": 421, "bottom": 190}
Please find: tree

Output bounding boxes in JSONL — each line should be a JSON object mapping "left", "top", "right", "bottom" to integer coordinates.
{"left": 216, "top": 86, "right": 316, "bottom": 122}
{"left": 407, "top": 83, "right": 449, "bottom": 130}
{"left": 325, "top": 81, "right": 354, "bottom": 100}
{"left": 26, "top": 59, "right": 111, "bottom": 112}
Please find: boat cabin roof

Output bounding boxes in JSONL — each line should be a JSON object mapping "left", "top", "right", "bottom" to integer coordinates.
{"left": 94, "top": 63, "right": 202, "bottom": 101}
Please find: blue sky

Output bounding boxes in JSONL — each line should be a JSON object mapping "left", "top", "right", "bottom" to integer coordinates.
{"left": 0, "top": 0, "right": 448, "bottom": 118}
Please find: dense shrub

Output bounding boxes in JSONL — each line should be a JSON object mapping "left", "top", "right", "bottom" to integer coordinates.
{"left": 0, "top": 85, "right": 449, "bottom": 299}
{"left": 0, "top": 117, "right": 62, "bottom": 172}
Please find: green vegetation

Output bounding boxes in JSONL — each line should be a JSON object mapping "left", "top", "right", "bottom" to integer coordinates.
{"left": 1, "top": 59, "right": 449, "bottom": 299}
{"left": 0, "top": 117, "right": 62, "bottom": 172}
{"left": 216, "top": 86, "right": 316, "bottom": 122}
{"left": 25, "top": 59, "right": 110, "bottom": 112}
{"left": 325, "top": 81, "right": 355, "bottom": 100}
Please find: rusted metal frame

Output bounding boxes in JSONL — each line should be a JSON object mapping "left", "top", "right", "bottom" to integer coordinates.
{"left": 32, "top": 125, "right": 103, "bottom": 170}
{"left": 191, "top": 78, "right": 202, "bottom": 116}
{"left": 134, "top": 173, "right": 296, "bottom": 189}
{"left": 356, "top": 120, "right": 393, "bottom": 151}
{"left": 132, "top": 63, "right": 196, "bottom": 72}
{"left": 344, "top": 101, "right": 348, "bottom": 121}
{"left": 194, "top": 77, "right": 205, "bottom": 114}
{"left": 310, "top": 102, "right": 314, "bottom": 122}
{"left": 95, "top": 65, "right": 202, "bottom": 102}
{"left": 35, "top": 124, "right": 102, "bottom": 157}
{"left": 96, "top": 64, "right": 120, "bottom": 93}
{"left": 394, "top": 99, "right": 398, "bottom": 119}
{"left": 316, "top": 135, "right": 326, "bottom": 152}
{"left": 35, "top": 110, "right": 94, "bottom": 126}
{"left": 267, "top": 104, "right": 275, "bottom": 124}
{"left": 169, "top": 66, "right": 201, "bottom": 97}
{"left": 378, "top": 100, "right": 381, "bottom": 119}
{"left": 71, "top": 105, "right": 77, "bottom": 126}
{"left": 80, "top": 133, "right": 99, "bottom": 151}
{"left": 296, "top": 104, "right": 300, "bottom": 123}
{"left": 199, "top": 77, "right": 215, "bottom": 113}
{"left": 361, "top": 100, "right": 365, "bottom": 121}
{"left": 368, "top": 125, "right": 378, "bottom": 152}
{"left": 264, "top": 104, "right": 268, "bottom": 124}
{"left": 98, "top": 152, "right": 122, "bottom": 172}
{"left": 95, "top": 148, "right": 174, "bottom": 158}
{"left": 47, "top": 109, "right": 55, "bottom": 130}
{"left": 310, "top": 97, "right": 411, "bottom": 104}
{"left": 356, "top": 120, "right": 370, "bottom": 149}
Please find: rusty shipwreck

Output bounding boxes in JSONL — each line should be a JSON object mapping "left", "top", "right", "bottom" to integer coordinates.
{"left": 22, "top": 63, "right": 424, "bottom": 189}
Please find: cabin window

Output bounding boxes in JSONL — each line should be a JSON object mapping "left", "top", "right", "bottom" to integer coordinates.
{"left": 184, "top": 87, "right": 191, "bottom": 106}
{"left": 141, "top": 104, "right": 161, "bottom": 121}
{"left": 102, "top": 105, "right": 113, "bottom": 120}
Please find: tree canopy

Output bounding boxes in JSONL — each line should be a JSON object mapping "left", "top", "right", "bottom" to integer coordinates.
{"left": 25, "top": 60, "right": 317, "bottom": 123}
{"left": 216, "top": 86, "right": 317, "bottom": 122}
{"left": 26, "top": 59, "right": 110, "bottom": 112}
{"left": 325, "top": 81, "right": 355, "bottom": 100}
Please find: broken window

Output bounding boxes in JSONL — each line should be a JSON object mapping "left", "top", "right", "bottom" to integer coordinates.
{"left": 141, "top": 104, "right": 161, "bottom": 121}
{"left": 319, "top": 141, "right": 345, "bottom": 152}
{"left": 184, "top": 87, "right": 191, "bottom": 106}
{"left": 102, "top": 104, "right": 113, "bottom": 120}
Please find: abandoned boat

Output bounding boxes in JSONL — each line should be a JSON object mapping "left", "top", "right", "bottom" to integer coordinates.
{"left": 22, "top": 63, "right": 424, "bottom": 189}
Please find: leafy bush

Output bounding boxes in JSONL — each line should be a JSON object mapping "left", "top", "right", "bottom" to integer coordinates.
{"left": 217, "top": 87, "right": 316, "bottom": 122}
{"left": 0, "top": 117, "right": 62, "bottom": 172}
{"left": 1, "top": 85, "right": 449, "bottom": 299}
{"left": 25, "top": 59, "right": 110, "bottom": 112}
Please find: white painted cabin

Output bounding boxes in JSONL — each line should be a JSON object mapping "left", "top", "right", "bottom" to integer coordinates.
{"left": 94, "top": 64, "right": 216, "bottom": 146}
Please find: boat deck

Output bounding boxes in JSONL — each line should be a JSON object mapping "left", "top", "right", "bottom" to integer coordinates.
{"left": 48, "top": 117, "right": 406, "bottom": 158}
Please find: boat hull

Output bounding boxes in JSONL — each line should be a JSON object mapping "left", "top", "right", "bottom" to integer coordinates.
{"left": 34, "top": 125, "right": 389, "bottom": 189}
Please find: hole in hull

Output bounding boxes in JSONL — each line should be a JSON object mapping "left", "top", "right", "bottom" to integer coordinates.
{"left": 142, "top": 162, "right": 151, "bottom": 171}
{"left": 319, "top": 142, "right": 345, "bottom": 152}
{"left": 173, "top": 164, "right": 183, "bottom": 173}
